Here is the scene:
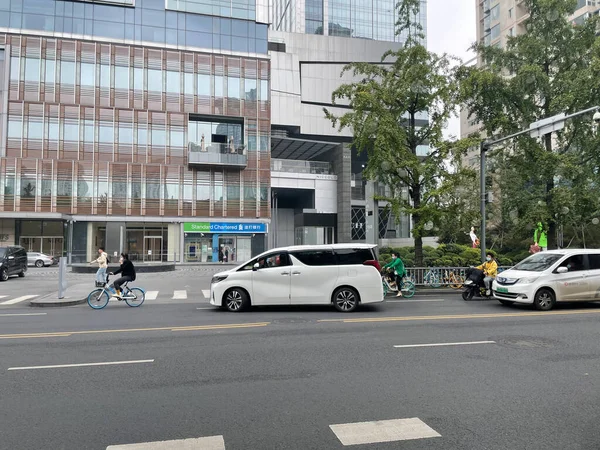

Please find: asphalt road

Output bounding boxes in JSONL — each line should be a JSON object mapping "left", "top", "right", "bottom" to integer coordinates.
{"left": 2, "top": 274, "right": 600, "bottom": 449}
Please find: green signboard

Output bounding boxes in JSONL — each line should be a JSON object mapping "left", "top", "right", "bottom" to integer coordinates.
{"left": 184, "top": 222, "right": 210, "bottom": 233}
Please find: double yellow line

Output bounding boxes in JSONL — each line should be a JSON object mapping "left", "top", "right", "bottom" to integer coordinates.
{"left": 0, "top": 322, "right": 270, "bottom": 340}
{"left": 319, "top": 309, "right": 600, "bottom": 324}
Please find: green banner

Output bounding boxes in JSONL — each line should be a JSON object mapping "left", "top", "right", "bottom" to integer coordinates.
{"left": 184, "top": 222, "right": 210, "bottom": 233}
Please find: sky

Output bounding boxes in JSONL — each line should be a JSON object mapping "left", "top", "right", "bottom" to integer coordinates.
{"left": 427, "top": 0, "right": 477, "bottom": 139}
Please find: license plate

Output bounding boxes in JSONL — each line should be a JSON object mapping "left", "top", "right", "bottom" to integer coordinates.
{"left": 496, "top": 287, "right": 508, "bottom": 293}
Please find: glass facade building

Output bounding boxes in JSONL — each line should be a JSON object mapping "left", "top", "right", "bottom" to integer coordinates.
{"left": 0, "top": 0, "right": 271, "bottom": 262}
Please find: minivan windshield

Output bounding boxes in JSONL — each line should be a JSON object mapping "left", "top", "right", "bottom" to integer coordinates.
{"left": 512, "top": 253, "right": 564, "bottom": 272}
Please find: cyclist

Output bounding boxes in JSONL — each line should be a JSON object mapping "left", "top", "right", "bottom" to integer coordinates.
{"left": 90, "top": 247, "right": 108, "bottom": 286}
{"left": 476, "top": 252, "right": 498, "bottom": 296}
{"left": 383, "top": 252, "right": 405, "bottom": 297}
{"left": 109, "top": 253, "right": 136, "bottom": 298}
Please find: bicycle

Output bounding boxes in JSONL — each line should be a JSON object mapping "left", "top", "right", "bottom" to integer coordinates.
{"left": 382, "top": 272, "right": 416, "bottom": 299}
{"left": 87, "top": 274, "right": 145, "bottom": 309}
{"left": 423, "top": 268, "right": 441, "bottom": 288}
{"left": 443, "top": 269, "right": 465, "bottom": 289}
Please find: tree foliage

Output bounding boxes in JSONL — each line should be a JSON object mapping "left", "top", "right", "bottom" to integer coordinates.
{"left": 459, "top": 0, "right": 600, "bottom": 250}
{"left": 324, "top": 0, "right": 475, "bottom": 265}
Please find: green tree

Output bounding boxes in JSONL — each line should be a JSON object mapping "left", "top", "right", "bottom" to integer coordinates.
{"left": 324, "top": 0, "right": 473, "bottom": 265}
{"left": 459, "top": 0, "right": 600, "bottom": 249}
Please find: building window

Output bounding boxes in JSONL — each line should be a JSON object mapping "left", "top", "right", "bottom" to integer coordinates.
{"left": 148, "top": 69, "right": 163, "bottom": 93}
{"left": 227, "top": 76, "right": 240, "bottom": 99}
{"left": 61, "top": 61, "right": 75, "bottom": 85}
{"left": 490, "top": 4, "right": 500, "bottom": 22}
{"left": 80, "top": 62, "right": 96, "bottom": 87}
{"left": 114, "top": 66, "right": 129, "bottom": 90}
{"left": 508, "top": 7, "right": 513, "bottom": 18}
{"left": 490, "top": 24, "right": 500, "bottom": 40}
{"left": 244, "top": 78, "right": 257, "bottom": 101}
{"left": 24, "top": 58, "right": 40, "bottom": 83}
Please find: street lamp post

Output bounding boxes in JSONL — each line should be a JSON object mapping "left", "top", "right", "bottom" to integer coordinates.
{"left": 479, "top": 106, "right": 599, "bottom": 262}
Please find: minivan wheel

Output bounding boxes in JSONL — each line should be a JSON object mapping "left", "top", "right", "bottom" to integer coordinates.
{"left": 35, "top": 260, "right": 44, "bottom": 268}
{"left": 534, "top": 288, "right": 555, "bottom": 311}
{"left": 0, "top": 268, "right": 8, "bottom": 281}
{"left": 333, "top": 287, "right": 359, "bottom": 312}
{"left": 224, "top": 288, "right": 249, "bottom": 312}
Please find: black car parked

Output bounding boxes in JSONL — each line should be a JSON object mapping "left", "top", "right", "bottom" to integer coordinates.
{"left": 0, "top": 246, "right": 28, "bottom": 281}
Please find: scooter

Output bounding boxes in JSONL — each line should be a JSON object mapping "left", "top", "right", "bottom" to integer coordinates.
{"left": 462, "top": 267, "right": 493, "bottom": 301}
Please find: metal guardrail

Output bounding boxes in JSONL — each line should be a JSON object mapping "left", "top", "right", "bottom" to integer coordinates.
{"left": 399, "top": 266, "right": 511, "bottom": 287}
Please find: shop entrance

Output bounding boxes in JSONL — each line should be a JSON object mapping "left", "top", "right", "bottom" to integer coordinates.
{"left": 20, "top": 236, "right": 64, "bottom": 255}
{"left": 218, "top": 237, "right": 236, "bottom": 263}
{"left": 185, "top": 237, "right": 212, "bottom": 262}
{"left": 144, "top": 236, "right": 162, "bottom": 262}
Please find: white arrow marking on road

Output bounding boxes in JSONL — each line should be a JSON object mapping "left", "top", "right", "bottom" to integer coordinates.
{"left": 0, "top": 295, "right": 38, "bottom": 305}
{"left": 172, "top": 290, "right": 187, "bottom": 300}
{"left": 202, "top": 289, "right": 210, "bottom": 298}
{"left": 145, "top": 291, "right": 159, "bottom": 300}
{"left": 330, "top": 418, "right": 441, "bottom": 445}
{"left": 8, "top": 359, "right": 154, "bottom": 371}
{"left": 394, "top": 340, "right": 496, "bottom": 349}
{"left": 106, "top": 435, "right": 225, "bottom": 449}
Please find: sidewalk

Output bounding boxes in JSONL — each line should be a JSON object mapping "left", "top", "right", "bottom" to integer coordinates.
{"left": 30, "top": 283, "right": 90, "bottom": 307}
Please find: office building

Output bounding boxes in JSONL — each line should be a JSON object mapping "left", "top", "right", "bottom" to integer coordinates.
{"left": 0, "top": 0, "right": 271, "bottom": 263}
{"left": 268, "top": 0, "right": 432, "bottom": 249}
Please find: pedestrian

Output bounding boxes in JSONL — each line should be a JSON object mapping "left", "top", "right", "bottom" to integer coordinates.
{"left": 219, "top": 245, "right": 224, "bottom": 263}
{"left": 469, "top": 227, "right": 479, "bottom": 248}
{"left": 224, "top": 246, "right": 229, "bottom": 263}
{"left": 382, "top": 252, "right": 406, "bottom": 297}
{"left": 109, "top": 253, "right": 136, "bottom": 298}
{"left": 534, "top": 222, "right": 548, "bottom": 251}
{"left": 90, "top": 247, "right": 108, "bottom": 286}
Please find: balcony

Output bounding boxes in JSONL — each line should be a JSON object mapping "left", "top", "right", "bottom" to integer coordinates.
{"left": 188, "top": 142, "right": 247, "bottom": 169}
{"left": 271, "top": 159, "right": 332, "bottom": 174}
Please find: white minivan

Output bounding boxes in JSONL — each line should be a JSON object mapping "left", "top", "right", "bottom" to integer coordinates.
{"left": 209, "top": 244, "right": 383, "bottom": 312}
{"left": 493, "top": 249, "right": 600, "bottom": 311}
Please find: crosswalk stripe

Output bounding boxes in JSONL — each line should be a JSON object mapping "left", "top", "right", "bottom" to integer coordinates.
{"left": 0, "top": 295, "right": 38, "bottom": 305}
{"left": 202, "top": 289, "right": 210, "bottom": 299}
{"left": 145, "top": 291, "right": 159, "bottom": 300}
{"left": 106, "top": 435, "right": 225, "bottom": 449}
{"left": 330, "top": 418, "right": 441, "bottom": 446}
{"left": 172, "top": 290, "right": 187, "bottom": 300}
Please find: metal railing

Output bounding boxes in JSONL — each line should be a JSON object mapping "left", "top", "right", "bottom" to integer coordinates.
{"left": 397, "top": 266, "right": 511, "bottom": 287}
{"left": 188, "top": 142, "right": 247, "bottom": 167}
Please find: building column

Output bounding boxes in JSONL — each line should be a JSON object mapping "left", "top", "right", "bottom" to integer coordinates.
{"left": 331, "top": 143, "right": 352, "bottom": 243}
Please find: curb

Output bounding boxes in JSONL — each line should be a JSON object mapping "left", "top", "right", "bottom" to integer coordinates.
{"left": 30, "top": 297, "right": 87, "bottom": 307}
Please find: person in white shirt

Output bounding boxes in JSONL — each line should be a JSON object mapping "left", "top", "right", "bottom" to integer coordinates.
{"left": 90, "top": 247, "right": 108, "bottom": 285}
{"left": 469, "top": 227, "right": 478, "bottom": 248}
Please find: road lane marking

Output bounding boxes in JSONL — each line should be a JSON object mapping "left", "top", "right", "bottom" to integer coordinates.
{"left": 202, "top": 289, "right": 210, "bottom": 298}
{"left": 0, "top": 313, "right": 47, "bottom": 317}
{"left": 173, "top": 323, "right": 269, "bottom": 331}
{"left": 197, "top": 307, "right": 214, "bottom": 310}
{"left": 330, "top": 418, "right": 441, "bottom": 446}
{"left": 106, "top": 435, "right": 225, "bottom": 449}
{"left": 172, "top": 290, "right": 187, "bottom": 300}
{"left": 318, "top": 309, "right": 600, "bottom": 323}
{"left": 386, "top": 299, "right": 445, "bottom": 303}
{"left": 0, "top": 295, "right": 38, "bottom": 305}
{"left": 8, "top": 359, "right": 154, "bottom": 371}
{"left": 145, "top": 291, "right": 159, "bottom": 300}
{"left": 0, "top": 322, "right": 271, "bottom": 340}
{"left": 0, "top": 333, "right": 71, "bottom": 339}
{"left": 394, "top": 340, "right": 496, "bottom": 348}
{"left": 0, "top": 295, "right": 7, "bottom": 299}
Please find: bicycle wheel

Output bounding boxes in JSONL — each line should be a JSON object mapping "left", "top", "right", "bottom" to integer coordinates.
{"left": 401, "top": 281, "right": 416, "bottom": 298}
{"left": 88, "top": 289, "right": 109, "bottom": 309}
{"left": 450, "top": 275, "right": 464, "bottom": 289}
{"left": 125, "top": 287, "right": 145, "bottom": 307}
{"left": 430, "top": 273, "right": 441, "bottom": 288}
{"left": 382, "top": 281, "right": 389, "bottom": 297}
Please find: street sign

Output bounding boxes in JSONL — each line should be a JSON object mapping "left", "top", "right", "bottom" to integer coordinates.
{"left": 529, "top": 113, "right": 566, "bottom": 138}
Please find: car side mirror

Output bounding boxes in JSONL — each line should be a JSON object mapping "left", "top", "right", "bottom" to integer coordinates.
{"left": 253, "top": 263, "right": 260, "bottom": 271}
{"left": 556, "top": 266, "right": 568, "bottom": 274}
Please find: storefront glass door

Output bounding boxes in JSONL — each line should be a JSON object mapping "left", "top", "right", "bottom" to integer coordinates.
{"left": 144, "top": 236, "right": 162, "bottom": 262}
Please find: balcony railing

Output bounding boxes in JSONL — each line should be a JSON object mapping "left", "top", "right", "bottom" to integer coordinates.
{"left": 188, "top": 142, "right": 247, "bottom": 169}
{"left": 271, "top": 159, "right": 333, "bottom": 174}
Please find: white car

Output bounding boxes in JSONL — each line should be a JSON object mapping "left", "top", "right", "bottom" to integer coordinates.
{"left": 493, "top": 249, "right": 600, "bottom": 311}
{"left": 209, "top": 244, "right": 383, "bottom": 312}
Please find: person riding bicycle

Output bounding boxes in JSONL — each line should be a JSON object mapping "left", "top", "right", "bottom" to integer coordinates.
{"left": 383, "top": 252, "right": 405, "bottom": 297}
{"left": 476, "top": 252, "right": 498, "bottom": 296}
{"left": 109, "top": 253, "right": 136, "bottom": 298}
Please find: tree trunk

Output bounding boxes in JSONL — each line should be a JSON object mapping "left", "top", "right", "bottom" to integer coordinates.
{"left": 412, "top": 184, "right": 423, "bottom": 266}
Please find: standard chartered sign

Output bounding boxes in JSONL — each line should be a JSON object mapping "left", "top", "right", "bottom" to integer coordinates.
{"left": 184, "top": 222, "right": 267, "bottom": 234}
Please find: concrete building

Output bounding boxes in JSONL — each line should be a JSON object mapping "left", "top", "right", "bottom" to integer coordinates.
{"left": 0, "top": 0, "right": 272, "bottom": 263}
{"left": 460, "top": 0, "right": 600, "bottom": 141}
{"left": 268, "top": 0, "right": 434, "bottom": 249}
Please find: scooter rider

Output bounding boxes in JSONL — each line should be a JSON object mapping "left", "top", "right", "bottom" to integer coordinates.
{"left": 477, "top": 252, "right": 498, "bottom": 296}
{"left": 382, "top": 252, "right": 406, "bottom": 297}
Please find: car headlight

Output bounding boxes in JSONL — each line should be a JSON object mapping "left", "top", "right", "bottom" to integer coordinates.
{"left": 518, "top": 277, "right": 538, "bottom": 284}
{"left": 211, "top": 275, "right": 228, "bottom": 284}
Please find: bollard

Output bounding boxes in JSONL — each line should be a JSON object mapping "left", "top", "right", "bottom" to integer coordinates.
{"left": 58, "top": 257, "right": 68, "bottom": 299}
